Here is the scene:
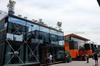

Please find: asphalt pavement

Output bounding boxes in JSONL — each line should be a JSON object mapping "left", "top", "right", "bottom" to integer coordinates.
{"left": 52, "top": 58, "right": 100, "bottom": 66}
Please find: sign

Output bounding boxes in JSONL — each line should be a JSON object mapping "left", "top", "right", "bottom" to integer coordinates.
{"left": 16, "top": 28, "right": 19, "bottom": 31}
{"left": 14, "top": 51, "right": 19, "bottom": 55}
{"left": 32, "top": 52, "right": 34, "bottom": 55}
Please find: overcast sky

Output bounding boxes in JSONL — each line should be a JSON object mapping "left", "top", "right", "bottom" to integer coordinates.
{"left": 0, "top": 0, "right": 100, "bottom": 45}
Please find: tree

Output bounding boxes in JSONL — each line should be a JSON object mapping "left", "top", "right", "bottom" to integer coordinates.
{"left": 65, "top": 50, "right": 71, "bottom": 55}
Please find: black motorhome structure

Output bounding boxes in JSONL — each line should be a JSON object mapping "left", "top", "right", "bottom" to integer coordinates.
{"left": 0, "top": 10, "right": 65, "bottom": 66}
{"left": 85, "top": 43, "right": 98, "bottom": 54}
{"left": 97, "top": 0, "right": 100, "bottom": 7}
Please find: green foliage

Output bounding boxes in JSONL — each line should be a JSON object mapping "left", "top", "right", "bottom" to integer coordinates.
{"left": 65, "top": 50, "right": 71, "bottom": 55}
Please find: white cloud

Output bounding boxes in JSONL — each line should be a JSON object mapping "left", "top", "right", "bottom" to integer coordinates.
{"left": 0, "top": 0, "right": 100, "bottom": 44}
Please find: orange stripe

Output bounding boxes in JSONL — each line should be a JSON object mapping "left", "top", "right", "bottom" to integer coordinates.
{"left": 70, "top": 50, "right": 78, "bottom": 58}
{"left": 87, "top": 50, "right": 92, "bottom": 56}
{"left": 65, "top": 42, "right": 69, "bottom": 50}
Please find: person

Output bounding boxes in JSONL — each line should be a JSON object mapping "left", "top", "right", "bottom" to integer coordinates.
{"left": 45, "top": 52, "right": 49, "bottom": 65}
{"left": 45, "top": 54, "right": 48, "bottom": 65}
{"left": 97, "top": 54, "right": 99, "bottom": 57}
{"left": 69, "top": 54, "right": 72, "bottom": 62}
{"left": 65, "top": 54, "right": 68, "bottom": 62}
{"left": 92, "top": 53, "right": 95, "bottom": 59}
{"left": 49, "top": 53, "right": 53, "bottom": 65}
{"left": 66, "top": 54, "right": 70, "bottom": 63}
{"left": 93, "top": 52, "right": 99, "bottom": 65}
{"left": 85, "top": 54, "right": 89, "bottom": 63}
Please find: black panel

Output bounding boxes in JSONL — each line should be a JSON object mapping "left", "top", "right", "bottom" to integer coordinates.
{"left": 98, "top": 45, "right": 100, "bottom": 48}
{"left": 74, "top": 41, "right": 78, "bottom": 49}
{"left": 69, "top": 41, "right": 74, "bottom": 49}
{"left": 91, "top": 44, "right": 95, "bottom": 53}
{"left": 69, "top": 41, "right": 78, "bottom": 49}
{"left": 0, "top": 19, "right": 5, "bottom": 30}
{"left": 94, "top": 45, "right": 96, "bottom": 48}
{"left": 0, "top": 42, "right": 5, "bottom": 66}
{"left": 84, "top": 44, "right": 91, "bottom": 50}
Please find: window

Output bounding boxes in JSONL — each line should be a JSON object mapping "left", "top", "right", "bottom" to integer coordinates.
{"left": 58, "top": 32, "right": 64, "bottom": 46}
{"left": 39, "top": 26, "right": 50, "bottom": 44}
{"left": 26, "top": 22, "right": 39, "bottom": 43}
{"left": 71, "top": 37, "right": 85, "bottom": 49}
{"left": 7, "top": 17, "right": 27, "bottom": 41}
{"left": 5, "top": 16, "right": 40, "bottom": 65}
{"left": 50, "top": 29, "right": 58, "bottom": 45}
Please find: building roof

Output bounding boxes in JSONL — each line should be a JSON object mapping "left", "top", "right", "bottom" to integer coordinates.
{"left": 64, "top": 33, "right": 90, "bottom": 41}
{"left": 0, "top": 10, "right": 63, "bottom": 33}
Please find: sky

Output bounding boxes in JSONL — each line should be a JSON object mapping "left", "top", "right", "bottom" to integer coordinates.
{"left": 0, "top": 0, "right": 100, "bottom": 45}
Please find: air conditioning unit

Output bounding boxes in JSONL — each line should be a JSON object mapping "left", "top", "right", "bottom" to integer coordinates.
{"left": 18, "top": 14, "right": 22, "bottom": 18}
{"left": 54, "top": 27, "right": 57, "bottom": 29}
{"left": 24, "top": 16, "right": 27, "bottom": 19}
{"left": 31, "top": 19, "right": 34, "bottom": 22}
{"left": 50, "top": 26, "right": 53, "bottom": 28}
{"left": 44, "top": 24, "right": 47, "bottom": 26}
{"left": 59, "top": 28, "right": 62, "bottom": 31}
{"left": 34, "top": 20, "right": 37, "bottom": 22}
{"left": 38, "top": 22, "right": 44, "bottom": 25}
{"left": 41, "top": 22, "right": 44, "bottom": 24}
{"left": 39, "top": 19, "right": 42, "bottom": 22}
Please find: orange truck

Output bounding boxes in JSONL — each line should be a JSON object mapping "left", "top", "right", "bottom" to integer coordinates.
{"left": 64, "top": 33, "right": 92, "bottom": 60}
{"left": 65, "top": 41, "right": 92, "bottom": 60}
{"left": 65, "top": 41, "right": 78, "bottom": 60}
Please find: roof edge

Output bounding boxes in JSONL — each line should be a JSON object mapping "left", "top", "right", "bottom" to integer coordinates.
{"left": 64, "top": 33, "right": 90, "bottom": 41}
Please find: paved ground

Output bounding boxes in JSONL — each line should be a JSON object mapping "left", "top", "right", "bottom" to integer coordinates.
{"left": 52, "top": 58, "right": 100, "bottom": 66}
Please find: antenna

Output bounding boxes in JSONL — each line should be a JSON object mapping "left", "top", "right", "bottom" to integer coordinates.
{"left": 57, "top": 21, "right": 62, "bottom": 30}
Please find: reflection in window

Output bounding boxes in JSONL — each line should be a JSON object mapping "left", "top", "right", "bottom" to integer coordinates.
{"left": 50, "top": 29, "right": 58, "bottom": 45}
{"left": 4, "top": 16, "right": 65, "bottom": 65}
{"left": 71, "top": 37, "right": 85, "bottom": 49}
{"left": 58, "top": 32, "right": 64, "bottom": 46}
{"left": 27, "top": 22, "right": 39, "bottom": 43}
{"left": 39, "top": 26, "right": 50, "bottom": 44}
{"left": 64, "top": 36, "right": 70, "bottom": 41}
{"left": 7, "top": 17, "right": 27, "bottom": 41}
